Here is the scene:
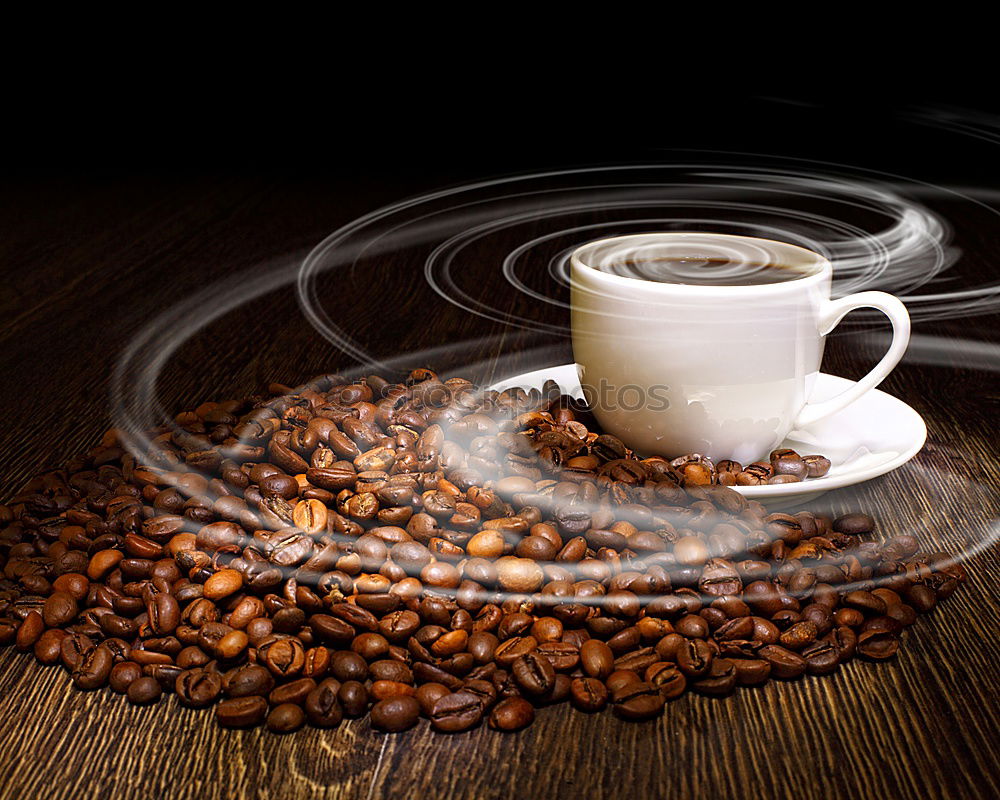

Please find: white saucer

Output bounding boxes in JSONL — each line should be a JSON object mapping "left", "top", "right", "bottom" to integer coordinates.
{"left": 490, "top": 364, "right": 927, "bottom": 505}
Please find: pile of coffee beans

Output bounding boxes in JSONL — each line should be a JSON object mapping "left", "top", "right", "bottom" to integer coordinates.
{"left": 667, "top": 449, "right": 831, "bottom": 487}
{"left": 0, "top": 370, "right": 967, "bottom": 734}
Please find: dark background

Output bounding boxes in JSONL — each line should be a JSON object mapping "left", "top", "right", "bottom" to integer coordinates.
{"left": 7, "top": 91, "right": 1000, "bottom": 181}
{"left": 4, "top": 94, "right": 998, "bottom": 437}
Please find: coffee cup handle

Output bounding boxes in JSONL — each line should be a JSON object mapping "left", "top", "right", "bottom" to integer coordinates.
{"left": 793, "top": 292, "right": 911, "bottom": 429}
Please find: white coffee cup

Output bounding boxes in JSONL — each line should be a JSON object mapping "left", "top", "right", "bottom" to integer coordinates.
{"left": 570, "top": 232, "right": 911, "bottom": 464}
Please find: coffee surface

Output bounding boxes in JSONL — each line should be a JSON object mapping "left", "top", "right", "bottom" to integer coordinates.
{"left": 591, "top": 256, "right": 811, "bottom": 286}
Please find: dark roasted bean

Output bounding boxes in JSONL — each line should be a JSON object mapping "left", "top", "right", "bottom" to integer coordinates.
{"left": 512, "top": 652, "right": 556, "bottom": 696}
{"left": 430, "top": 691, "right": 483, "bottom": 732}
{"left": 489, "top": 696, "right": 535, "bottom": 731}
{"left": 676, "top": 639, "right": 712, "bottom": 678}
{"left": 692, "top": 657, "right": 737, "bottom": 696}
{"left": 216, "top": 696, "right": 268, "bottom": 728}
{"left": 176, "top": 668, "right": 223, "bottom": 707}
{"left": 127, "top": 676, "right": 163, "bottom": 705}
{"left": 610, "top": 681, "right": 665, "bottom": 720}
{"left": 759, "top": 645, "right": 807, "bottom": 679}
{"left": 645, "top": 662, "right": 687, "bottom": 700}
{"left": 570, "top": 677, "right": 608, "bottom": 712}
{"left": 580, "top": 639, "right": 614, "bottom": 679}
{"left": 72, "top": 645, "right": 113, "bottom": 690}
{"left": 268, "top": 702, "right": 306, "bottom": 733}
{"left": 370, "top": 696, "right": 420, "bottom": 732}
{"left": 338, "top": 680, "right": 369, "bottom": 717}
{"left": 305, "top": 679, "right": 344, "bottom": 727}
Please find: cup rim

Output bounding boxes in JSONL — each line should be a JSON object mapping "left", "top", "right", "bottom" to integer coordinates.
{"left": 570, "top": 232, "right": 831, "bottom": 294}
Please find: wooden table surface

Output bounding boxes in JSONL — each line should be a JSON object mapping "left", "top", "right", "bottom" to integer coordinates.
{"left": 0, "top": 169, "right": 997, "bottom": 800}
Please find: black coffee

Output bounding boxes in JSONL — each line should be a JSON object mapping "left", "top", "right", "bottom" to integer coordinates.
{"left": 594, "top": 257, "right": 811, "bottom": 286}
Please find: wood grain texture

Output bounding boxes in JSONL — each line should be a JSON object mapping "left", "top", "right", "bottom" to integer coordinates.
{"left": 0, "top": 174, "right": 997, "bottom": 800}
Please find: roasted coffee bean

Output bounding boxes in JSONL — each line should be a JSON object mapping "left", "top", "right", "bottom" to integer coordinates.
{"left": 144, "top": 663, "right": 184, "bottom": 692}
{"left": 60, "top": 634, "right": 95, "bottom": 671}
{"left": 802, "top": 640, "right": 840, "bottom": 675}
{"left": 692, "top": 657, "right": 737, "bottom": 696}
{"left": 147, "top": 592, "right": 181, "bottom": 635}
{"left": 645, "top": 662, "right": 687, "bottom": 700}
{"left": 737, "top": 463, "right": 772, "bottom": 486}
{"left": 512, "top": 652, "right": 556, "bottom": 696}
{"left": 261, "top": 636, "right": 305, "bottom": 677}
{"left": 267, "top": 702, "right": 306, "bottom": 733}
{"left": 16, "top": 611, "right": 44, "bottom": 651}
{"left": 331, "top": 651, "right": 368, "bottom": 682}
{"left": 489, "top": 696, "right": 535, "bottom": 731}
{"left": 370, "top": 680, "right": 416, "bottom": 701}
{"left": 673, "top": 536, "right": 709, "bottom": 566}
{"left": 309, "top": 614, "right": 356, "bottom": 645}
{"left": 109, "top": 661, "right": 143, "bottom": 693}
{"left": 759, "top": 645, "right": 807, "bottom": 679}
{"left": 675, "top": 639, "right": 712, "bottom": 678}
{"left": 461, "top": 679, "right": 497, "bottom": 710}
{"left": 370, "top": 696, "right": 421, "bottom": 732}
{"left": 42, "top": 591, "right": 78, "bottom": 628}
{"left": 338, "top": 680, "right": 369, "bottom": 717}
{"left": 611, "top": 681, "right": 665, "bottom": 721}
{"left": 203, "top": 569, "right": 243, "bottom": 601}
{"left": 770, "top": 449, "right": 807, "bottom": 481}
{"left": 887, "top": 604, "right": 918, "bottom": 627}
{"left": 857, "top": 630, "right": 899, "bottom": 660}
{"left": 780, "top": 621, "right": 818, "bottom": 651}
{"left": 535, "top": 641, "right": 579, "bottom": 672}
{"left": 416, "top": 683, "right": 451, "bottom": 717}
{"left": 580, "top": 639, "right": 614, "bottom": 679}
{"left": 495, "top": 636, "right": 538, "bottom": 667}
{"left": 269, "top": 677, "right": 317, "bottom": 707}
{"left": 570, "top": 677, "right": 608, "bottom": 712}
{"left": 223, "top": 664, "right": 275, "bottom": 697}
{"left": 176, "top": 668, "right": 223, "bottom": 707}
{"left": 127, "top": 676, "right": 163, "bottom": 705}
{"left": 216, "top": 696, "right": 268, "bottom": 728}
{"left": 843, "top": 590, "right": 887, "bottom": 615}
{"left": 72, "top": 645, "right": 113, "bottom": 690}
{"left": 905, "top": 584, "right": 937, "bottom": 613}
{"left": 733, "top": 658, "right": 771, "bottom": 685}
{"left": 614, "top": 647, "right": 659, "bottom": 674}
{"left": 833, "top": 513, "right": 874, "bottom": 535}
{"left": 675, "top": 614, "right": 710, "bottom": 639}
{"left": 33, "top": 629, "right": 66, "bottom": 665}
{"left": 801, "top": 455, "right": 831, "bottom": 478}
{"left": 413, "top": 662, "right": 464, "bottom": 690}
{"left": 379, "top": 610, "right": 421, "bottom": 643}
{"left": 305, "top": 679, "right": 344, "bottom": 727}
{"left": 430, "top": 691, "right": 483, "bottom": 732}
{"left": 468, "top": 631, "right": 499, "bottom": 664}
{"left": 369, "top": 659, "right": 413, "bottom": 684}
